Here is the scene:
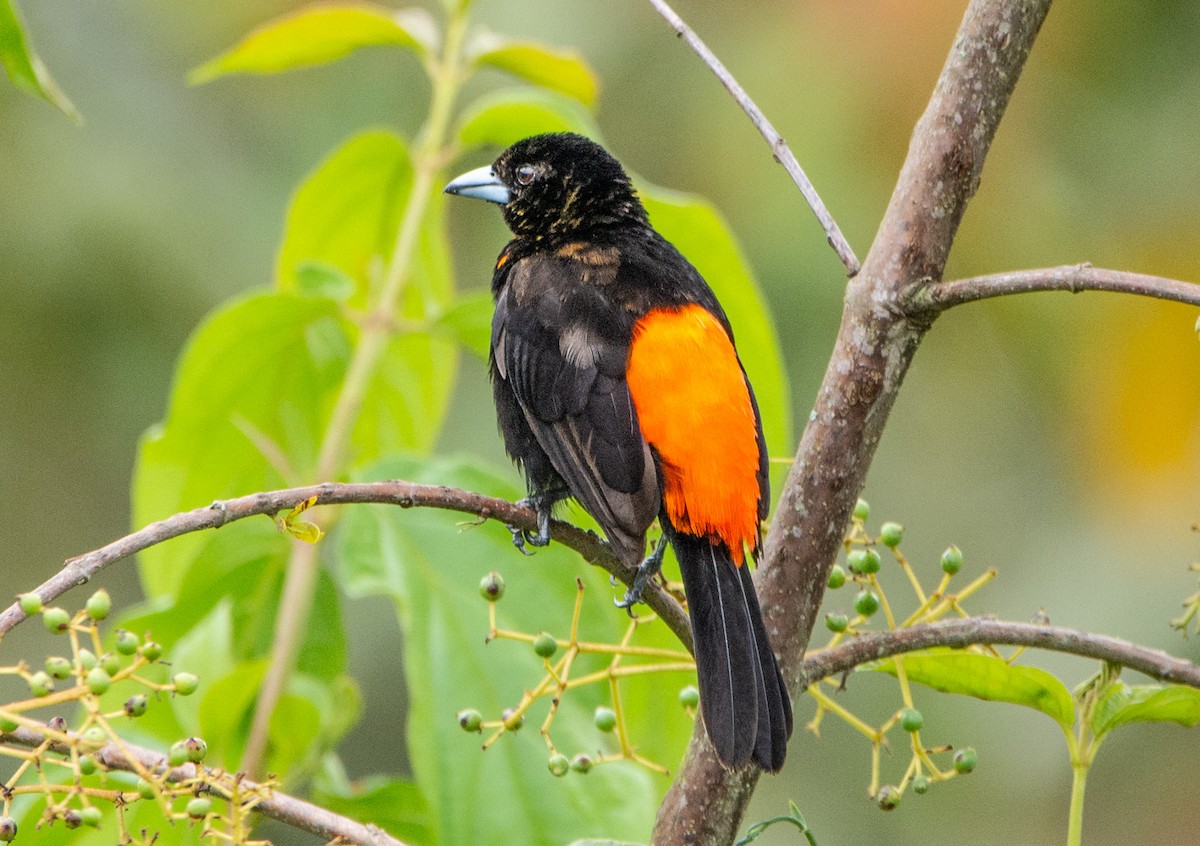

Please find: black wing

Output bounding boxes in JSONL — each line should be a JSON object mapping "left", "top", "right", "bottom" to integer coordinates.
{"left": 491, "top": 252, "right": 660, "bottom": 566}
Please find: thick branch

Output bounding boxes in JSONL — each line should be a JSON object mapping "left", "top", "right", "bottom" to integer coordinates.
{"left": 0, "top": 727, "right": 406, "bottom": 846}
{"left": 925, "top": 264, "right": 1200, "bottom": 310}
{"left": 800, "top": 619, "right": 1200, "bottom": 689}
{"left": 0, "top": 482, "right": 692, "bottom": 650}
{"left": 645, "top": 0, "right": 860, "bottom": 275}
{"left": 652, "top": 2, "right": 1053, "bottom": 843}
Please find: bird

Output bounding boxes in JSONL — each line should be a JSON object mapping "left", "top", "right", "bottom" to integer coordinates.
{"left": 444, "top": 133, "right": 792, "bottom": 772}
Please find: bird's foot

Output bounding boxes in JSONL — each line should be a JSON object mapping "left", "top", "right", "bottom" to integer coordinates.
{"left": 506, "top": 492, "right": 557, "bottom": 555}
{"left": 615, "top": 536, "right": 669, "bottom": 616}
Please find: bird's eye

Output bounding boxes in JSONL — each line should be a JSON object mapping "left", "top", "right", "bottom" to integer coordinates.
{"left": 515, "top": 165, "right": 536, "bottom": 186}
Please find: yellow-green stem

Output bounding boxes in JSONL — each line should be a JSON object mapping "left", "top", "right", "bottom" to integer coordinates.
{"left": 1067, "top": 761, "right": 1088, "bottom": 846}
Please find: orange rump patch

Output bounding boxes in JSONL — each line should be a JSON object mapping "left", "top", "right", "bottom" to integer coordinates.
{"left": 626, "top": 304, "right": 761, "bottom": 565}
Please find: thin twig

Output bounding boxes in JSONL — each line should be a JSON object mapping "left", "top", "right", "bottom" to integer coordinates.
{"left": 645, "top": 0, "right": 860, "bottom": 276}
{"left": 924, "top": 264, "right": 1200, "bottom": 311}
{"left": 0, "top": 727, "right": 406, "bottom": 846}
{"left": 800, "top": 618, "right": 1200, "bottom": 689}
{"left": 0, "top": 482, "right": 693, "bottom": 651}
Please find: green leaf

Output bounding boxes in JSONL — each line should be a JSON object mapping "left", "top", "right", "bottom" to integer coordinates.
{"left": 312, "top": 773, "right": 432, "bottom": 844}
{"left": 190, "top": 2, "right": 433, "bottom": 84}
{"left": 639, "top": 185, "right": 793, "bottom": 482}
{"left": 1092, "top": 683, "right": 1200, "bottom": 737}
{"left": 0, "top": 0, "right": 80, "bottom": 121}
{"left": 871, "top": 649, "right": 1076, "bottom": 731}
{"left": 470, "top": 34, "right": 597, "bottom": 105}
{"left": 430, "top": 291, "right": 492, "bottom": 360}
{"left": 296, "top": 261, "right": 358, "bottom": 302}
{"left": 456, "top": 87, "right": 599, "bottom": 151}
{"left": 334, "top": 455, "right": 680, "bottom": 845}
{"left": 170, "top": 600, "right": 237, "bottom": 735}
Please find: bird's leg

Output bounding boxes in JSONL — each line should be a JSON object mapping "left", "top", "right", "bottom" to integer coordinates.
{"left": 507, "top": 487, "right": 565, "bottom": 555}
{"left": 615, "top": 535, "right": 669, "bottom": 614}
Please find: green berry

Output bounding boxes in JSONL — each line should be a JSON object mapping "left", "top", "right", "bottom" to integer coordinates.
{"left": 679, "top": 685, "right": 700, "bottom": 709}
{"left": 186, "top": 797, "right": 212, "bottom": 819}
{"left": 85, "top": 589, "right": 111, "bottom": 621}
{"left": 457, "top": 709, "right": 483, "bottom": 733}
{"left": 168, "top": 741, "right": 188, "bottom": 767}
{"left": 86, "top": 667, "right": 111, "bottom": 695}
{"left": 115, "top": 629, "right": 139, "bottom": 656}
{"left": 849, "top": 548, "right": 881, "bottom": 574}
{"left": 136, "top": 779, "right": 156, "bottom": 801}
{"left": 571, "top": 753, "right": 593, "bottom": 774}
{"left": 139, "top": 640, "right": 163, "bottom": 662}
{"left": 43, "top": 607, "right": 70, "bottom": 634}
{"left": 172, "top": 673, "right": 199, "bottom": 696}
{"left": 853, "top": 498, "right": 870, "bottom": 521}
{"left": 876, "top": 785, "right": 901, "bottom": 810}
{"left": 183, "top": 737, "right": 207, "bottom": 763}
{"left": 825, "top": 613, "right": 849, "bottom": 633}
{"left": 532, "top": 632, "right": 558, "bottom": 659}
{"left": 45, "top": 656, "right": 72, "bottom": 680}
{"left": 124, "top": 694, "right": 149, "bottom": 718}
{"left": 941, "top": 545, "right": 963, "bottom": 575}
{"left": 17, "top": 593, "right": 43, "bottom": 616}
{"left": 0, "top": 817, "right": 15, "bottom": 842}
{"left": 0, "top": 716, "right": 17, "bottom": 733}
{"left": 100, "top": 652, "right": 122, "bottom": 677}
{"left": 854, "top": 589, "right": 880, "bottom": 617}
{"left": 78, "top": 755, "right": 98, "bottom": 776}
{"left": 827, "top": 564, "right": 846, "bottom": 589}
{"left": 953, "top": 747, "right": 977, "bottom": 774}
{"left": 912, "top": 774, "right": 930, "bottom": 795}
{"left": 77, "top": 649, "right": 97, "bottom": 671}
{"left": 547, "top": 753, "right": 570, "bottom": 777}
{"left": 28, "top": 671, "right": 54, "bottom": 697}
{"left": 80, "top": 726, "right": 107, "bottom": 748}
{"left": 79, "top": 807, "right": 102, "bottom": 829}
{"left": 899, "top": 707, "right": 924, "bottom": 733}
{"left": 501, "top": 708, "right": 524, "bottom": 731}
{"left": 879, "top": 522, "right": 904, "bottom": 548}
{"left": 593, "top": 707, "right": 617, "bottom": 733}
{"left": 479, "top": 571, "right": 505, "bottom": 602}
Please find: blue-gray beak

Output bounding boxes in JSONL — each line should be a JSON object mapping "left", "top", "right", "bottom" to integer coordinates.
{"left": 444, "top": 165, "right": 510, "bottom": 205}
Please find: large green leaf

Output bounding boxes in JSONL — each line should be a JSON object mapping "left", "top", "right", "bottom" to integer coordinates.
{"left": 469, "top": 33, "right": 597, "bottom": 105}
{"left": 0, "top": 0, "right": 79, "bottom": 121}
{"left": 455, "top": 87, "right": 598, "bottom": 152}
{"left": 190, "top": 2, "right": 434, "bottom": 84}
{"left": 312, "top": 772, "right": 432, "bottom": 844}
{"left": 429, "top": 290, "right": 492, "bottom": 360}
{"left": 1092, "top": 683, "right": 1200, "bottom": 736}
{"left": 334, "top": 455, "right": 687, "bottom": 845}
{"left": 871, "top": 649, "right": 1076, "bottom": 731}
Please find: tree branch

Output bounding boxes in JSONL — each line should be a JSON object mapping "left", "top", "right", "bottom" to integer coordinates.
{"left": 651, "top": 2, "right": 1053, "bottom": 843}
{"left": 800, "top": 618, "right": 1200, "bottom": 689}
{"left": 923, "top": 264, "right": 1200, "bottom": 311}
{"left": 0, "top": 482, "right": 693, "bottom": 651}
{"left": 0, "top": 727, "right": 407, "bottom": 846}
{"left": 645, "top": 0, "right": 860, "bottom": 276}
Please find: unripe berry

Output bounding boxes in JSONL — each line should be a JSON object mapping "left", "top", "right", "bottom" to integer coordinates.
{"left": 44, "top": 656, "right": 72, "bottom": 680}
{"left": 140, "top": 641, "right": 163, "bottom": 662}
{"left": 899, "top": 707, "right": 924, "bottom": 733}
{"left": 100, "top": 652, "right": 122, "bottom": 677}
{"left": 28, "top": 671, "right": 54, "bottom": 698}
{"left": 854, "top": 589, "right": 880, "bottom": 618}
{"left": 86, "top": 589, "right": 111, "bottom": 621}
{"left": 80, "top": 727, "right": 107, "bottom": 748}
{"left": 879, "top": 522, "right": 904, "bottom": 548}
{"left": 115, "top": 629, "right": 139, "bottom": 656}
{"left": 848, "top": 548, "right": 881, "bottom": 575}
{"left": 547, "top": 753, "right": 569, "bottom": 777}
{"left": 593, "top": 707, "right": 617, "bottom": 733}
{"left": 876, "top": 785, "right": 901, "bottom": 810}
{"left": 827, "top": 564, "right": 846, "bottom": 590}
{"left": 912, "top": 774, "right": 930, "bottom": 795}
{"left": 136, "top": 779, "right": 156, "bottom": 801}
{"left": 43, "top": 607, "right": 70, "bottom": 634}
{"left": 457, "top": 709, "right": 483, "bottom": 733}
{"left": 0, "top": 716, "right": 17, "bottom": 733}
{"left": 46, "top": 716, "right": 68, "bottom": 733}
{"left": 172, "top": 673, "right": 199, "bottom": 696}
{"left": 853, "top": 498, "right": 870, "bottom": 521}
{"left": 76, "top": 649, "right": 97, "bottom": 671}
{"left": 17, "top": 593, "right": 42, "bottom": 616}
{"left": 124, "top": 694, "right": 149, "bottom": 718}
{"left": 186, "top": 798, "right": 212, "bottom": 819}
{"left": 825, "top": 613, "right": 849, "bottom": 633}
{"left": 571, "top": 753, "right": 593, "bottom": 774}
{"left": 501, "top": 708, "right": 524, "bottom": 731}
{"left": 679, "top": 685, "right": 700, "bottom": 709}
{"left": 479, "top": 571, "right": 505, "bottom": 602}
{"left": 533, "top": 632, "right": 558, "bottom": 659}
{"left": 954, "top": 747, "right": 977, "bottom": 774}
{"left": 941, "top": 545, "right": 963, "bottom": 575}
{"left": 79, "top": 807, "right": 102, "bottom": 828}
{"left": 0, "top": 817, "right": 15, "bottom": 842}
{"left": 168, "top": 741, "right": 189, "bottom": 768}
{"left": 86, "top": 667, "right": 111, "bottom": 696}
{"left": 78, "top": 755, "right": 98, "bottom": 776}
{"left": 183, "top": 737, "right": 207, "bottom": 764}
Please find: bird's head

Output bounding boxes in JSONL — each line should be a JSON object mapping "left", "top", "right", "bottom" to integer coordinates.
{"left": 444, "top": 133, "right": 648, "bottom": 243}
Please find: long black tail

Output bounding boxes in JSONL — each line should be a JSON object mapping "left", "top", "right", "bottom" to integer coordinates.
{"left": 671, "top": 532, "right": 792, "bottom": 771}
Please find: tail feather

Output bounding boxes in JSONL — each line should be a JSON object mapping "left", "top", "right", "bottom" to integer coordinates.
{"left": 672, "top": 533, "right": 792, "bottom": 771}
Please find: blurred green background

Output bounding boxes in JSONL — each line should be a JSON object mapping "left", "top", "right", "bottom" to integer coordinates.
{"left": 2, "top": 1, "right": 1198, "bottom": 844}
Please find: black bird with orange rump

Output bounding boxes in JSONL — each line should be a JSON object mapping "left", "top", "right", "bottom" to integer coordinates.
{"left": 445, "top": 133, "right": 792, "bottom": 772}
